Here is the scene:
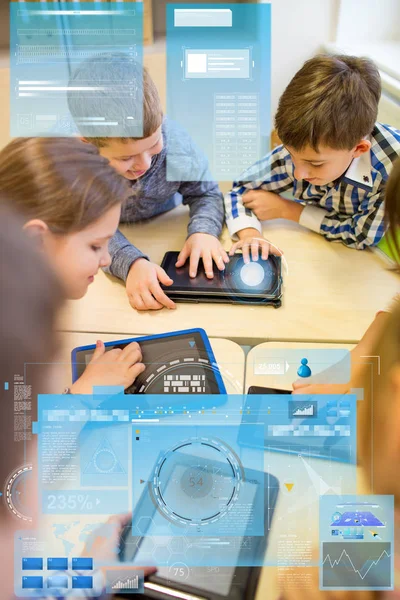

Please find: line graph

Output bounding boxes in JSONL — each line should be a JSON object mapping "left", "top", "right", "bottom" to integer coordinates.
{"left": 292, "top": 404, "right": 314, "bottom": 416}
{"left": 323, "top": 547, "right": 390, "bottom": 579}
{"left": 322, "top": 542, "right": 392, "bottom": 589}
{"left": 288, "top": 400, "right": 317, "bottom": 418}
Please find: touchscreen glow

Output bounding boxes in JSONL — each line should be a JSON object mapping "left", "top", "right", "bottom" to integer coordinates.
{"left": 240, "top": 262, "right": 265, "bottom": 287}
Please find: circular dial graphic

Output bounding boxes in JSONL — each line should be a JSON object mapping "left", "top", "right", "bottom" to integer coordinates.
{"left": 150, "top": 438, "right": 243, "bottom": 527}
{"left": 93, "top": 446, "right": 118, "bottom": 473}
{"left": 4, "top": 464, "right": 33, "bottom": 522}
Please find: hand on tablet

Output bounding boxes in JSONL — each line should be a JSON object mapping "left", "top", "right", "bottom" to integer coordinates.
{"left": 126, "top": 258, "right": 176, "bottom": 311}
{"left": 81, "top": 513, "right": 157, "bottom": 595}
{"left": 70, "top": 340, "right": 145, "bottom": 393}
{"left": 176, "top": 232, "right": 229, "bottom": 278}
{"left": 229, "top": 228, "right": 282, "bottom": 263}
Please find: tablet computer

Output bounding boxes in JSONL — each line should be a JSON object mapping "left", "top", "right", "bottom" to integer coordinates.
{"left": 247, "top": 386, "right": 291, "bottom": 395}
{"left": 71, "top": 328, "right": 226, "bottom": 394}
{"left": 119, "top": 464, "right": 279, "bottom": 600}
{"left": 160, "top": 252, "right": 282, "bottom": 307}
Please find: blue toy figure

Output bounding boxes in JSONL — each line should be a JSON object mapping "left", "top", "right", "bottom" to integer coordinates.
{"left": 297, "top": 358, "right": 312, "bottom": 378}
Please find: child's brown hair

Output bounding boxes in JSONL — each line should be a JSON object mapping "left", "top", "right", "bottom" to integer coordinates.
{"left": 275, "top": 54, "right": 381, "bottom": 152}
{"left": 0, "top": 137, "right": 130, "bottom": 233}
{"left": 0, "top": 205, "right": 63, "bottom": 486}
{"left": 67, "top": 53, "right": 163, "bottom": 147}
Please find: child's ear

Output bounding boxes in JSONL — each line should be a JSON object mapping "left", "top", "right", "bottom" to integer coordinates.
{"left": 23, "top": 219, "right": 49, "bottom": 246}
{"left": 352, "top": 139, "right": 371, "bottom": 158}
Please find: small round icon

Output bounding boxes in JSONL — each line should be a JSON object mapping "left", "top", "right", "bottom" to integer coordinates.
{"left": 297, "top": 358, "right": 312, "bottom": 378}
{"left": 168, "top": 563, "right": 190, "bottom": 582}
{"left": 239, "top": 262, "right": 265, "bottom": 287}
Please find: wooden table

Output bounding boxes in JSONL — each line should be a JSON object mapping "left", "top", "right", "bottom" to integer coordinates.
{"left": 59, "top": 205, "right": 399, "bottom": 345}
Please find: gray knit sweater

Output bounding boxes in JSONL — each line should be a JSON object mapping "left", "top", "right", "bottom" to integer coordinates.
{"left": 105, "top": 118, "right": 225, "bottom": 281}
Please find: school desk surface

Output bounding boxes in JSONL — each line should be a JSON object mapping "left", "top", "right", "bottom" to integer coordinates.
{"left": 59, "top": 204, "right": 399, "bottom": 345}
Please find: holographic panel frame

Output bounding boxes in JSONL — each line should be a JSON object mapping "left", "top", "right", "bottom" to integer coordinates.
{"left": 319, "top": 495, "right": 394, "bottom": 590}
{"left": 131, "top": 423, "right": 265, "bottom": 537}
{"left": 10, "top": 2, "right": 143, "bottom": 137}
{"left": 166, "top": 3, "right": 271, "bottom": 181}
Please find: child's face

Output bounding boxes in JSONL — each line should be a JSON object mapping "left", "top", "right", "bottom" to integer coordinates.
{"left": 285, "top": 141, "right": 370, "bottom": 186}
{"left": 43, "top": 204, "right": 121, "bottom": 299}
{"left": 99, "top": 127, "right": 163, "bottom": 181}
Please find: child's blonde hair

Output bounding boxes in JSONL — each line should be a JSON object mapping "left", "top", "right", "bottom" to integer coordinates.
{"left": 67, "top": 53, "right": 163, "bottom": 146}
{"left": 0, "top": 137, "right": 130, "bottom": 233}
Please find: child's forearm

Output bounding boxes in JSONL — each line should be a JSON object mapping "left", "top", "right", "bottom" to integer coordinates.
{"left": 237, "top": 227, "right": 262, "bottom": 240}
{"left": 104, "top": 229, "right": 148, "bottom": 281}
{"left": 351, "top": 311, "right": 389, "bottom": 378}
{"left": 185, "top": 190, "right": 224, "bottom": 239}
{"left": 280, "top": 197, "right": 304, "bottom": 222}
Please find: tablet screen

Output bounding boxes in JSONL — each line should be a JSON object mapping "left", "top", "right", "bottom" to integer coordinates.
{"left": 72, "top": 330, "right": 226, "bottom": 394}
{"left": 152, "top": 564, "right": 236, "bottom": 595}
{"left": 128, "top": 479, "right": 259, "bottom": 594}
{"left": 161, "top": 252, "right": 281, "bottom": 298}
{"left": 121, "top": 465, "right": 279, "bottom": 597}
{"left": 121, "top": 467, "right": 279, "bottom": 598}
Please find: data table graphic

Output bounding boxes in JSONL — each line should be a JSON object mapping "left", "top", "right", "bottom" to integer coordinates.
{"left": 167, "top": 3, "right": 271, "bottom": 181}
{"left": 10, "top": 2, "right": 143, "bottom": 137}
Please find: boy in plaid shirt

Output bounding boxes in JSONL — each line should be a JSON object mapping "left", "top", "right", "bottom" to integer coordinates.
{"left": 225, "top": 54, "right": 400, "bottom": 260}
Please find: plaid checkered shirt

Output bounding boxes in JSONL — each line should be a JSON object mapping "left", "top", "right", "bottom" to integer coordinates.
{"left": 225, "top": 122, "right": 400, "bottom": 249}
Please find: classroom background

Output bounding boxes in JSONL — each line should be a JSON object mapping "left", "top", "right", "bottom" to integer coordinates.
{"left": 1, "top": 0, "right": 400, "bottom": 152}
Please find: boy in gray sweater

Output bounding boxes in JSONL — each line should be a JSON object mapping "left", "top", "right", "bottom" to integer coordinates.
{"left": 68, "top": 54, "right": 226, "bottom": 311}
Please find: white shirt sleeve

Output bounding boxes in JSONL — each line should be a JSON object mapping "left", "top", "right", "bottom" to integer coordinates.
{"left": 299, "top": 205, "right": 329, "bottom": 233}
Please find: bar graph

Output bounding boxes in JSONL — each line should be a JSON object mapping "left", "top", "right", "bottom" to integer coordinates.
{"left": 111, "top": 575, "right": 139, "bottom": 590}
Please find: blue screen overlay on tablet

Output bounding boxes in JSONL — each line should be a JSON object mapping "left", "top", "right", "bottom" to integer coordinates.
{"left": 32, "top": 392, "right": 359, "bottom": 573}
{"left": 238, "top": 394, "right": 357, "bottom": 463}
{"left": 71, "top": 328, "right": 226, "bottom": 395}
{"left": 131, "top": 424, "right": 264, "bottom": 538}
{"left": 123, "top": 468, "right": 279, "bottom": 568}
